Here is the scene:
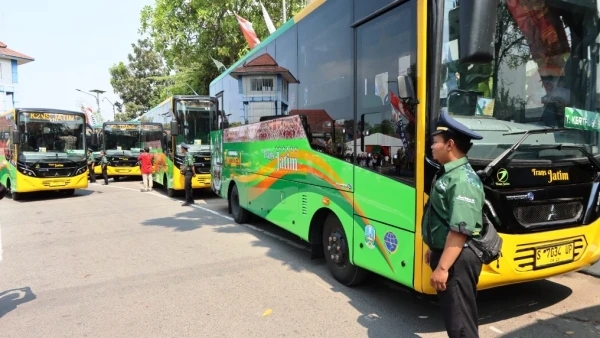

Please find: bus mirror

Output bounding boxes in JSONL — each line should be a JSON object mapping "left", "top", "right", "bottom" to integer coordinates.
{"left": 458, "top": 0, "right": 499, "bottom": 63}
{"left": 91, "top": 133, "right": 98, "bottom": 146}
{"left": 360, "top": 114, "right": 365, "bottom": 152}
{"left": 12, "top": 131, "right": 20, "bottom": 142}
{"left": 397, "top": 75, "right": 415, "bottom": 100}
{"left": 170, "top": 121, "right": 180, "bottom": 136}
{"left": 221, "top": 121, "right": 229, "bottom": 129}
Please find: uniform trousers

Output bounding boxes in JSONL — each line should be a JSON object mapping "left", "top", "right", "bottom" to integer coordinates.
{"left": 430, "top": 247, "right": 482, "bottom": 338}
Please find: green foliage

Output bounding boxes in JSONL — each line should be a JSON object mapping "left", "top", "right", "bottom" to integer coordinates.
{"left": 109, "top": 38, "right": 168, "bottom": 121}
{"left": 139, "top": 0, "right": 307, "bottom": 95}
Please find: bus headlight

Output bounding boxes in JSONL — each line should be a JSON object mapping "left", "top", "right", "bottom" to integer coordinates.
{"left": 75, "top": 165, "right": 88, "bottom": 176}
{"left": 17, "top": 165, "right": 36, "bottom": 177}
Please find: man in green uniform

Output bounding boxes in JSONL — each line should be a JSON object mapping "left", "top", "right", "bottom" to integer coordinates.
{"left": 181, "top": 143, "right": 196, "bottom": 206}
{"left": 422, "top": 110, "right": 485, "bottom": 338}
{"left": 100, "top": 151, "right": 109, "bottom": 185}
{"left": 87, "top": 148, "right": 96, "bottom": 183}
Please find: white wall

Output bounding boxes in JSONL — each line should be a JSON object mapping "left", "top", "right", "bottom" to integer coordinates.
{"left": 0, "top": 59, "right": 13, "bottom": 85}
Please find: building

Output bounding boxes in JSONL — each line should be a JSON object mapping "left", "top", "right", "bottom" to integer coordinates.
{"left": 0, "top": 41, "right": 34, "bottom": 111}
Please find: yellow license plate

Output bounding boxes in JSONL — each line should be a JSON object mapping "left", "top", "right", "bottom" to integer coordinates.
{"left": 535, "top": 242, "right": 574, "bottom": 268}
{"left": 117, "top": 169, "right": 131, "bottom": 173}
{"left": 49, "top": 181, "right": 66, "bottom": 187}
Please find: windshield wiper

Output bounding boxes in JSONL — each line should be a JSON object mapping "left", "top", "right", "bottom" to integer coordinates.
{"left": 477, "top": 127, "right": 570, "bottom": 181}
{"left": 525, "top": 144, "right": 600, "bottom": 173}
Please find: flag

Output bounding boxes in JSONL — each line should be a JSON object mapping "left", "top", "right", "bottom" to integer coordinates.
{"left": 211, "top": 56, "right": 227, "bottom": 73}
{"left": 260, "top": 2, "right": 276, "bottom": 34}
{"left": 235, "top": 13, "right": 260, "bottom": 49}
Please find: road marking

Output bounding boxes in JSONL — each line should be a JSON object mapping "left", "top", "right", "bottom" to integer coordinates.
{"left": 489, "top": 326, "right": 503, "bottom": 334}
{"left": 96, "top": 184, "right": 309, "bottom": 251}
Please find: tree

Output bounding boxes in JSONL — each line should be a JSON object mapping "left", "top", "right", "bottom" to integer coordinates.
{"left": 109, "top": 38, "right": 168, "bottom": 121}
{"left": 139, "top": 0, "right": 307, "bottom": 95}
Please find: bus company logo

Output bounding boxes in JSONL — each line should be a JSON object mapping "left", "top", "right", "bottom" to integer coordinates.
{"left": 49, "top": 164, "right": 64, "bottom": 168}
{"left": 531, "top": 168, "right": 569, "bottom": 184}
{"left": 495, "top": 168, "right": 510, "bottom": 186}
{"left": 263, "top": 147, "right": 299, "bottom": 172}
{"left": 364, "top": 225, "right": 376, "bottom": 249}
{"left": 28, "top": 113, "right": 77, "bottom": 122}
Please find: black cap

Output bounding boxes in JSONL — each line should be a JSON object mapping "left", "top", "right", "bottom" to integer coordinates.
{"left": 432, "top": 110, "right": 483, "bottom": 140}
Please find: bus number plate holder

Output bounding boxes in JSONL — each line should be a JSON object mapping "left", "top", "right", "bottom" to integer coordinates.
{"left": 534, "top": 242, "right": 574, "bottom": 269}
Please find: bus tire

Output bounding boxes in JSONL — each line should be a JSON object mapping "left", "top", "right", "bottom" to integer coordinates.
{"left": 113, "top": 176, "right": 120, "bottom": 182}
{"left": 63, "top": 189, "right": 75, "bottom": 196}
{"left": 322, "top": 213, "right": 368, "bottom": 286}
{"left": 230, "top": 184, "right": 249, "bottom": 224}
{"left": 7, "top": 180, "right": 20, "bottom": 201}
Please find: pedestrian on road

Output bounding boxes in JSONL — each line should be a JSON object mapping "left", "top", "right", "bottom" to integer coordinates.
{"left": 138, "top": 147, "right": 154, "bottom": 192}
{"left": 100, "top": 151, "right": 109, "bottom": 185}
{"left": 422, "top": 110, "right": 485, "bottom": 338}
{"left": 180, "top": 143, "right": 195, "bottom": 206}
{"left": 87, "top": 148, "right": 96, "bottom": 183}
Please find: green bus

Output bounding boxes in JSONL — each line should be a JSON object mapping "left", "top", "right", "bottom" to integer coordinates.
{"left": 139, "top": 95, "right": 219, "bottom": 196}
{"left": 210, "top": 0, "right": 600, "bottom": 295}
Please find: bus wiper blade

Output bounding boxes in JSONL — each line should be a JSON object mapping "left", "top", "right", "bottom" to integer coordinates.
{"left": 529, "top": 144, "right": 600, "bottom": 172}
{"left": 502, "top": 127, "right": 569, "bottom": 136}
{"left": 478, "top": 127, "right": 569, "bottom": 181}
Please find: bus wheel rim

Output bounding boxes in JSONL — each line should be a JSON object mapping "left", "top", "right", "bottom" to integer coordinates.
{"left": 327, "top": 229, "right": 347, "bottom": 267}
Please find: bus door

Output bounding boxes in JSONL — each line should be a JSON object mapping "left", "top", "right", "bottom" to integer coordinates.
{"left": 351, "top": 0, "right": 418, "bottom": 287}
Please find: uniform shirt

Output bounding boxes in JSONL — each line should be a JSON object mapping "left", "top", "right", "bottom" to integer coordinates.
{"left": 422, "top": 157, "right": 484, "bottom": 251}
{"left": 87, "top": 153, "right": 94, "bottom": 166}
{"left": 100, "top": 155, "right": 108, "bottom": 167}
{"left": 184, "top": 152, "right": 195, "bottom": 169}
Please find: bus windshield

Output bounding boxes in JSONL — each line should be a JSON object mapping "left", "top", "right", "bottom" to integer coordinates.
{"left": 17, "top": 112, "right": 85, "bottom": 161}
{"left": 439, "top": 0, "right": 600, "bottom": 163}
{"left": 175, "top": 98, "right": 216, "bottom": 156}
{"left": 103, "top": 124, "right": 141, "bottom": 156}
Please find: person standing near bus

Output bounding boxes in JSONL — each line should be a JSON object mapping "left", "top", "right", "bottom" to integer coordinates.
{"left": 181, "top": 143, "right": 196, "bottom": 206}
{"left": 100, "top": 151, "right": 109, "bottom": 185}
{"left": 87, "top": 148, "right": 96, "bottom": 183}
{"left": 138, "top": 147, "right": 154, "bottom": 192}
{"left": 422, "top": 110, "right": 485, "bottom": 338}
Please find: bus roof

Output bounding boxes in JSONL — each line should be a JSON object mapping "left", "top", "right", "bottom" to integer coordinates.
{"left": 209, "top": 0, "right": 326, "bottom": 87}
{"left": 12, "top": 108, "right": 86, "bottom": 116}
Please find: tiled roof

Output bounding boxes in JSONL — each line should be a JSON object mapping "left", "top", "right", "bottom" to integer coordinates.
{"left": 230, "top": 53, "right": 299, "bottom": 83}
{"left": 0, "top": 41, "right": 34, "bottom": 62}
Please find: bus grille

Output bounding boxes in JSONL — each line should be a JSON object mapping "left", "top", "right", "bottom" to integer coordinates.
{"left": 111, "top": 162, "right": 137, "bottom": 167}
{"left": 513, "top": 236, "right": 586, "bottom": 272}
{"left": 38, "top": 169, "right": 74, "bottom": 178}
{"left": 513, "top": 201, "right": 583, "bottom": 226}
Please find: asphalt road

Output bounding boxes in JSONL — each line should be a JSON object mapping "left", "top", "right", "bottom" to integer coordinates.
{"left": 0, "top": 178, "right": 598, "bottom": 338}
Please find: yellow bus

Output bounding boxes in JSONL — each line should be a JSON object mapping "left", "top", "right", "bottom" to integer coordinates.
{"left": 208, "top": 0, "right": 600, "bottom": 294}
{"left": 139, "top": 95, "right": 218, "bottom": 197}
{"left": 0, "top": 108, "right": 89, "bottom": 199}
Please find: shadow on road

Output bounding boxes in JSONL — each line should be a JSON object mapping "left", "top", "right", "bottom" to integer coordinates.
{"left": 9, "top": 188, "right": 98, "bottom": 203}
{"left": 0, "top": 287, "right": 36, "bottom": 319}
{"left": 501, "top": 304, "right": 600, "bottom": 337}
{"left": 141, "top": 205, "right": 577, "bottom": 336}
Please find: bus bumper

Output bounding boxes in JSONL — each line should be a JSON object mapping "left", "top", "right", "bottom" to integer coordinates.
{"left": 477, "top": 222, "right": 600, "bottom": 291}
{"left": 16, "top": 172, "right": 89, "bottom": 192}
{"left": 107, "top": 166, "right": 141, "bottom": 176}
{"left": 419, "top": 222, "right": 600, "bottom": 295}
{"left": 172, "top": 171, "right": 211, "bottom": 190}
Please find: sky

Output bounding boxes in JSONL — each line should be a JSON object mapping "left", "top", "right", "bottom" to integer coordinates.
{"left": 1, "top": 0, "right": 155, "bottom": 123}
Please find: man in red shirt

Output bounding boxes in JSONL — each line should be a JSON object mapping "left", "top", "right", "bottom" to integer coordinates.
{"left": 138, "top": 147, "right": 154, "bottom": 192}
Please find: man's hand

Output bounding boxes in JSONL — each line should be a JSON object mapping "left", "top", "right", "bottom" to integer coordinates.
{"left": 430, "top": 267, "right": 448, "bottom": 291}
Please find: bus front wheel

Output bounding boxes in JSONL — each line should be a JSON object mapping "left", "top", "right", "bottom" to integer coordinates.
{"left": 230, "top": 184, "right": 249, "bottom": 224}
{"left": 322, "top": 213, "right": 368, "bottom": 286}
{"left": 7, "top": 180, "right": 20, "bottom": 201}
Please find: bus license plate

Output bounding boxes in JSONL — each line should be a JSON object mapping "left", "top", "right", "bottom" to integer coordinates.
{"left": 49, "top": 181, "right": 66, "bottom": 187}
{"left": 535, "top": 242, "right": 574, "bottom": 268}
{"left": 117, "top": 169, "right": 131, "bottom": 173}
